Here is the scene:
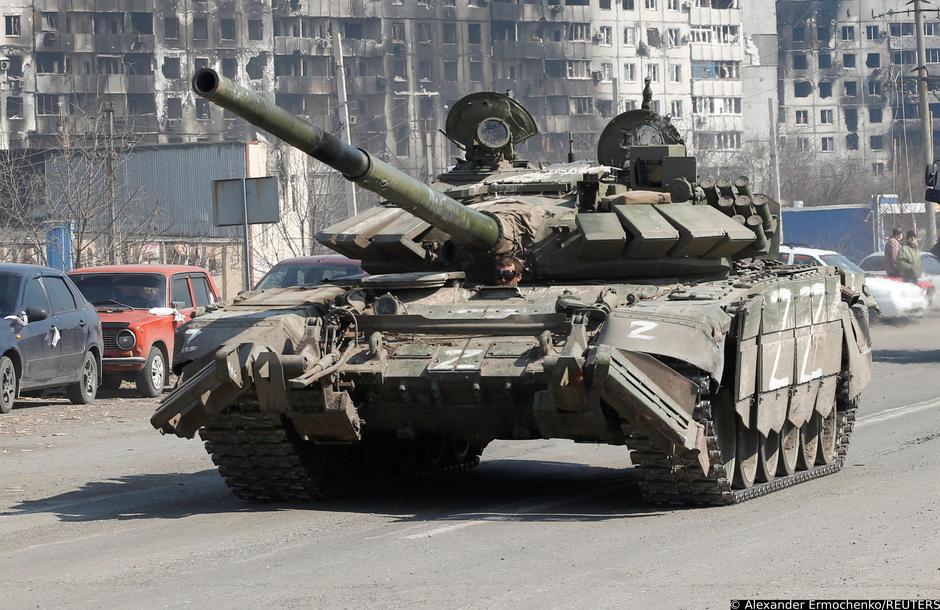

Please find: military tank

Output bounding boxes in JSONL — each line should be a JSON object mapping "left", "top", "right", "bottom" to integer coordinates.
{"left": 151, "top": 70, "right": 874, "bottom": 506}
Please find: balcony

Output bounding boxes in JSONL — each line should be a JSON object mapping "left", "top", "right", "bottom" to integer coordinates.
{"left": 275, "top": 75, "right": 334, "bottom": 95}
{"left": 34, "top": 32, "right": 74, "bottom": 52}
{"left": 34, "top": 74, "right": 73, "bottom": 92}
{"left": 274, "top": 36, "right": 332, "bottom": 56}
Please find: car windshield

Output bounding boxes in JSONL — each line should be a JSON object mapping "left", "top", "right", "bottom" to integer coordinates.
{"left": 0, "top": 273, "right": 20, "bottom": 316}
{"left": 70, "top": 273, "right": 167, "bottom": 309}
{"left": 922, "top": 254, "right": 940, "bottom": 275}
{"left": 820, "top": 254, "right": 864, "bottom": 273}
{"left": 256, "top": 262, "right": 361, "bottom": 290}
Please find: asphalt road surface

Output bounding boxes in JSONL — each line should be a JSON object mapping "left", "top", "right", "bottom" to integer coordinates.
{"left": 2, "top": 318, "right": 939, "bottom": 609}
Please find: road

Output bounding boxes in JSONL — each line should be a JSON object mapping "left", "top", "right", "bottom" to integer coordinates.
{"left": 1, "top": 318, "right": 939, "bottom": 608}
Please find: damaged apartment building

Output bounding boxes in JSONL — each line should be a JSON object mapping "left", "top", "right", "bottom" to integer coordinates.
{"left": 0, "top": 0, "right": 779, "bottom": 178}
{"left": 777, "top": 0, "right": 940, "bottom": 181}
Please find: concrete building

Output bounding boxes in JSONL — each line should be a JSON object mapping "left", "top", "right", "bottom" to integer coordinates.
{"left": 775, "top": 0, "right": 940, "bottom": 187}
{"left": 0, "top": 0, "right": 776, "bottom": 175}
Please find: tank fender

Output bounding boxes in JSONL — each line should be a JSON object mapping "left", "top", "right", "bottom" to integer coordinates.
{"left": 598, "top": 304, "right": 732, "bottom": 379}
{"left": 590, "top": 345, "right": 709, "bottom": 474}
{"left": 840, "top": 304, "right": 873, "bottom": 401}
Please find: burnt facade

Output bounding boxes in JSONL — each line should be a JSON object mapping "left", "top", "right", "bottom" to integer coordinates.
{"left": 777, "top": 0, "right": 940, "bottom": 179}
{"left": 1, "top": 0, "right": 774, "bottom": 177}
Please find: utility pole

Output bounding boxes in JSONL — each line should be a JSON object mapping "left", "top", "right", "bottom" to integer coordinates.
{"left": 332, "top": 30, "right": 358, "bottom": 218}
{"left": 769, "top": 98, "right": 782, "bottom": 204}
{"left": 104, "top": 102, "right": 117, "bottom": 264}
{"left": 424, "top": 119, "right": 434, "bottom": 181}
{"left": 393, "top": 89, "right": 439, "bottom": 180}
{"left": 914, "top": 0, "right": 937, "bottom": 247}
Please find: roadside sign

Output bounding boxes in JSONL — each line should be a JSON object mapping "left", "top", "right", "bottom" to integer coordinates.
{"left": 212, "top": 176, "right": 279, "bottom": 227}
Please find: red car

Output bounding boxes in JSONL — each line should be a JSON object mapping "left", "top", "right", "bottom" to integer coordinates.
{"left": 68, "top": 265, "right": 220, "bottom": 397}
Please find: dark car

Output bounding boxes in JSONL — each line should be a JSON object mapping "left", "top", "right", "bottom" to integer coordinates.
{"left": 0, "top": 264, "right": 103, "bottom": 413}
{"left": 254, "top": 256, "right": 363, "bottom": 290}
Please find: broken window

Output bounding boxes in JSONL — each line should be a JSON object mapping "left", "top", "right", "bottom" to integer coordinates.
{"left": 248, "top": 19, "right": 263, "bottom": 41}
{"left": 468, "top": 23, "right": 482, "bottom": 45}
{"left": 246, "top": 55, "right": 265, "bottom": 80}
{"left": 131, "top": 13, "right": 152, "bottom": 35}
{"left": 845, "top": 108, "right": 858, "bottom": 130}
{"left": 36, "top": 94, "right": 60, "bottom": 116}
{"left": 221, "top": 58, "right": 237, "bottom": 78}
{"left": 41, "top": 12, "right": 58, "bottom": 31}
{"left": 443, "top": 23, "right": 456, "bottom": 44}
{"left": 196, "top": 99, "right": 210, "bottom": 120}
{"left": 36, "top": 53, "right": 68, "bottom": 74}
{"left": 417, "top": 22, "right": 432, "bottom": 43}
{"left": 846, "top": 134, "right": 859, "bottom": 150}
{"left": 845, "top": 80, "right": 858, "bottom": 96}
{"left": 870, "top": 135, "right": 884, "bottom": 150}
{"left": 93, "top": 14, "right": 123, "bottom": 35}
{"left": 817, "top": 25, "right": 829, "bottom": 45}
{"left": 164, "top": 17, "right": 179, "bottom": 40}
{"left": 391, "top": 22, "right": 405, "bottom": 42}
{"left": 6, "top": 96, "right": 22, "bottom": 119}
{"left": 571, "top": 96, "right": 594, "bottom": 115}
{"left": 868, "top": 79, "right": 882, "bottom": 95}
{"left": 793, "top": 53, "right": 807, "bottom": 70}
{"left": 221, "top": 18, "right": 235, "bottom": 41}
{"left": 792, "top": 26, "right": 805, "bottom": 42}
{"left": 125, "top": 53, "right": 153, "bottom": 75}
{"left": 444, "top": 60, "right": 457, "bottom": 81}
{"left": 818, "top": 53, "right": 831, "bottom": 69}
{"left": 869, "top": 108, "right": 883, "bottom": 123}
{"left": 195, "top": 57, "right": 209, "bottom": 72}
{"left": 193, "top": 18, "right": 208, "bottom": 40}
{"left": 843, "top": 54, "right": 856, "bottom": 69}
{"left": 567, "top": 23, "right": 590, "bottom": 42}
{"left": 793, "top": 81, "right": 812, "bottom": 97}
{"left": 97, "top": 56, "right": 122, "bottom": 74}
{"left": 418, "top": 60, "right": 432, "bottom": 81}
{"left": 867, "top": 53, "right": 881, "bottom": 68}
{"left": 162, "top": 57, "right": 181, "bottom": 78}
{"left": 469, "top": 60, "right": 482, "bottom": 82}
{"left": 819, "top": 81, "right": 832, "bottom": 98}
{"left": 128, "top": 94, "right": 156, "bottom": 115}
{"left": 166, "top": 98, "right": 182, "bottom": 119}
{"left": 5, "top": 15, "right": 21, "bottom": 36}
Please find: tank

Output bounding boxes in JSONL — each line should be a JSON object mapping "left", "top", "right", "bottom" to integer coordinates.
{"left": 150, "top": 70, "right": 874, "bottom": 506}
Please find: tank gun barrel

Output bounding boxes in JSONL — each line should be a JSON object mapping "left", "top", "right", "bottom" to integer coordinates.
{"left": 192, "top": 69, "right": 501, "bottom": 251}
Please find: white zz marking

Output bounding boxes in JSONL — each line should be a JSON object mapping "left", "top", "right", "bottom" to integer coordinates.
{"left": 769, "top": 342, "right": 791, "bottom": 390}
{"left": 431, "top": 348, "right": 484, "bottom": 371}
{"left": 627, "top": 320, "right": 658, "bottom": 341}
{"left": 799, "top": 337, "right": 823, "bottom": 383}
{"left": 811, "top": 282, "right": 826, "bottom": 324}
{"left": 770, "top": 287, "right": 793, "bottom": 329}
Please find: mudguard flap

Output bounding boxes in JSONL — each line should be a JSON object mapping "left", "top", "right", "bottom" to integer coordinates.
{"left": 841, "top": 305, "right": 873, "bottom": 400}
{"left": 592, "top": 345, "right": 709, "bottom": 473}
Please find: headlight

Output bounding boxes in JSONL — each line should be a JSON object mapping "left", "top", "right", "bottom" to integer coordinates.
{"left": 116, "top": 329, "right": 137, "bottom": 350}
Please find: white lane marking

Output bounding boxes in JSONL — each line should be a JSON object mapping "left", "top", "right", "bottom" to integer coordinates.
{"left": 403, "top": 521, "right": 480, "bottom": 540}
{"left": 856, "top": 397, "right": 940, "bottom": 428}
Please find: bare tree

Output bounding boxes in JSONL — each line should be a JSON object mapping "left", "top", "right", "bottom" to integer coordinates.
{"left": 0, "top": 105, "right": 172, "bottom": 269}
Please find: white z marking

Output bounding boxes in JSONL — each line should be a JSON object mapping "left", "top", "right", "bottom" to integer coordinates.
{"left": 798, "top": 337, "right": 822, "bottom": 383}
{"left": 811, "top": 282, "right": 826, "bottom": 324}
{"left": 768, "top": 342, "right": 791, "bottom": 390}
{"left": 431, "top": 348, "right": 484, "bottom": 371}
{"left": 627, "top": 320, "right": 658, "bottom": 341}
{"left": 772, "top": 287, "right": 793, "bottom": 329}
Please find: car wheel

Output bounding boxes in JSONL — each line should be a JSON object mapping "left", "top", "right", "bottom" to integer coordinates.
{"left": 135, "top": 347, "right": 166, "bottom": 398}
{"left": 67, "top": 352, "right": 98, "bottom": 405}
{"left": 0, "top": 356, "right": 17, "bottom": 414}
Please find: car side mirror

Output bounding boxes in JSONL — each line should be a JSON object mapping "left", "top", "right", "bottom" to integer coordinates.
{"left": 24, "top": 307, "right": 48, "bottom": 322}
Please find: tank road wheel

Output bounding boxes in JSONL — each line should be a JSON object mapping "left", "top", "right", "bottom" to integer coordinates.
{"left": 757, "top": 429, "right": 780, "bottom": 482}
{"left": 0, "top": 356, "right": 17, "bottom": 414}
{"left": 816, "top": 409, "right": 839, "bottom": 465}
{"left": 798, "top": 413, "right": 820, "bottom": 469}
{"left": 733, "top": 422, "right": 760, "bottom": 489}
{"left": 393, "top": 438, "right": 419, "bottom": 473}
{"left": 422, "top": 435, "right": 447, "bottom": 467}
{"left": 710, "top": 396, "right": 736, "bottom": 481}
{"left": 778, "top": 420, "right": 800, "bottom": 476}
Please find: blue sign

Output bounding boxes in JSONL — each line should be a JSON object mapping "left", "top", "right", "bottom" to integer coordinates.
{"left": 45, "top": 223, "right": 74, "bottom": 271}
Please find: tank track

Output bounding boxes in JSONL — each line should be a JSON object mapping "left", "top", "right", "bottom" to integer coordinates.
{"left": 627, "top": 397, "right": 858, "bottom": 507}
{"left": 200, "top": 401, "right": 482, "bottom": 502}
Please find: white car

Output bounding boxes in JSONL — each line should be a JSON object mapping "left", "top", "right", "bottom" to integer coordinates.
{"left": 859, "top": 251, "right": 940, "bottom": 309}
{"left": 778, "top": 245, "right": 928, "bottom": 320}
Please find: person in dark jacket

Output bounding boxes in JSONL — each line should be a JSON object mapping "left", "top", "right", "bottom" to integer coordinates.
{"left": 884, "top": 227, "right": 903, "bottom": 276}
